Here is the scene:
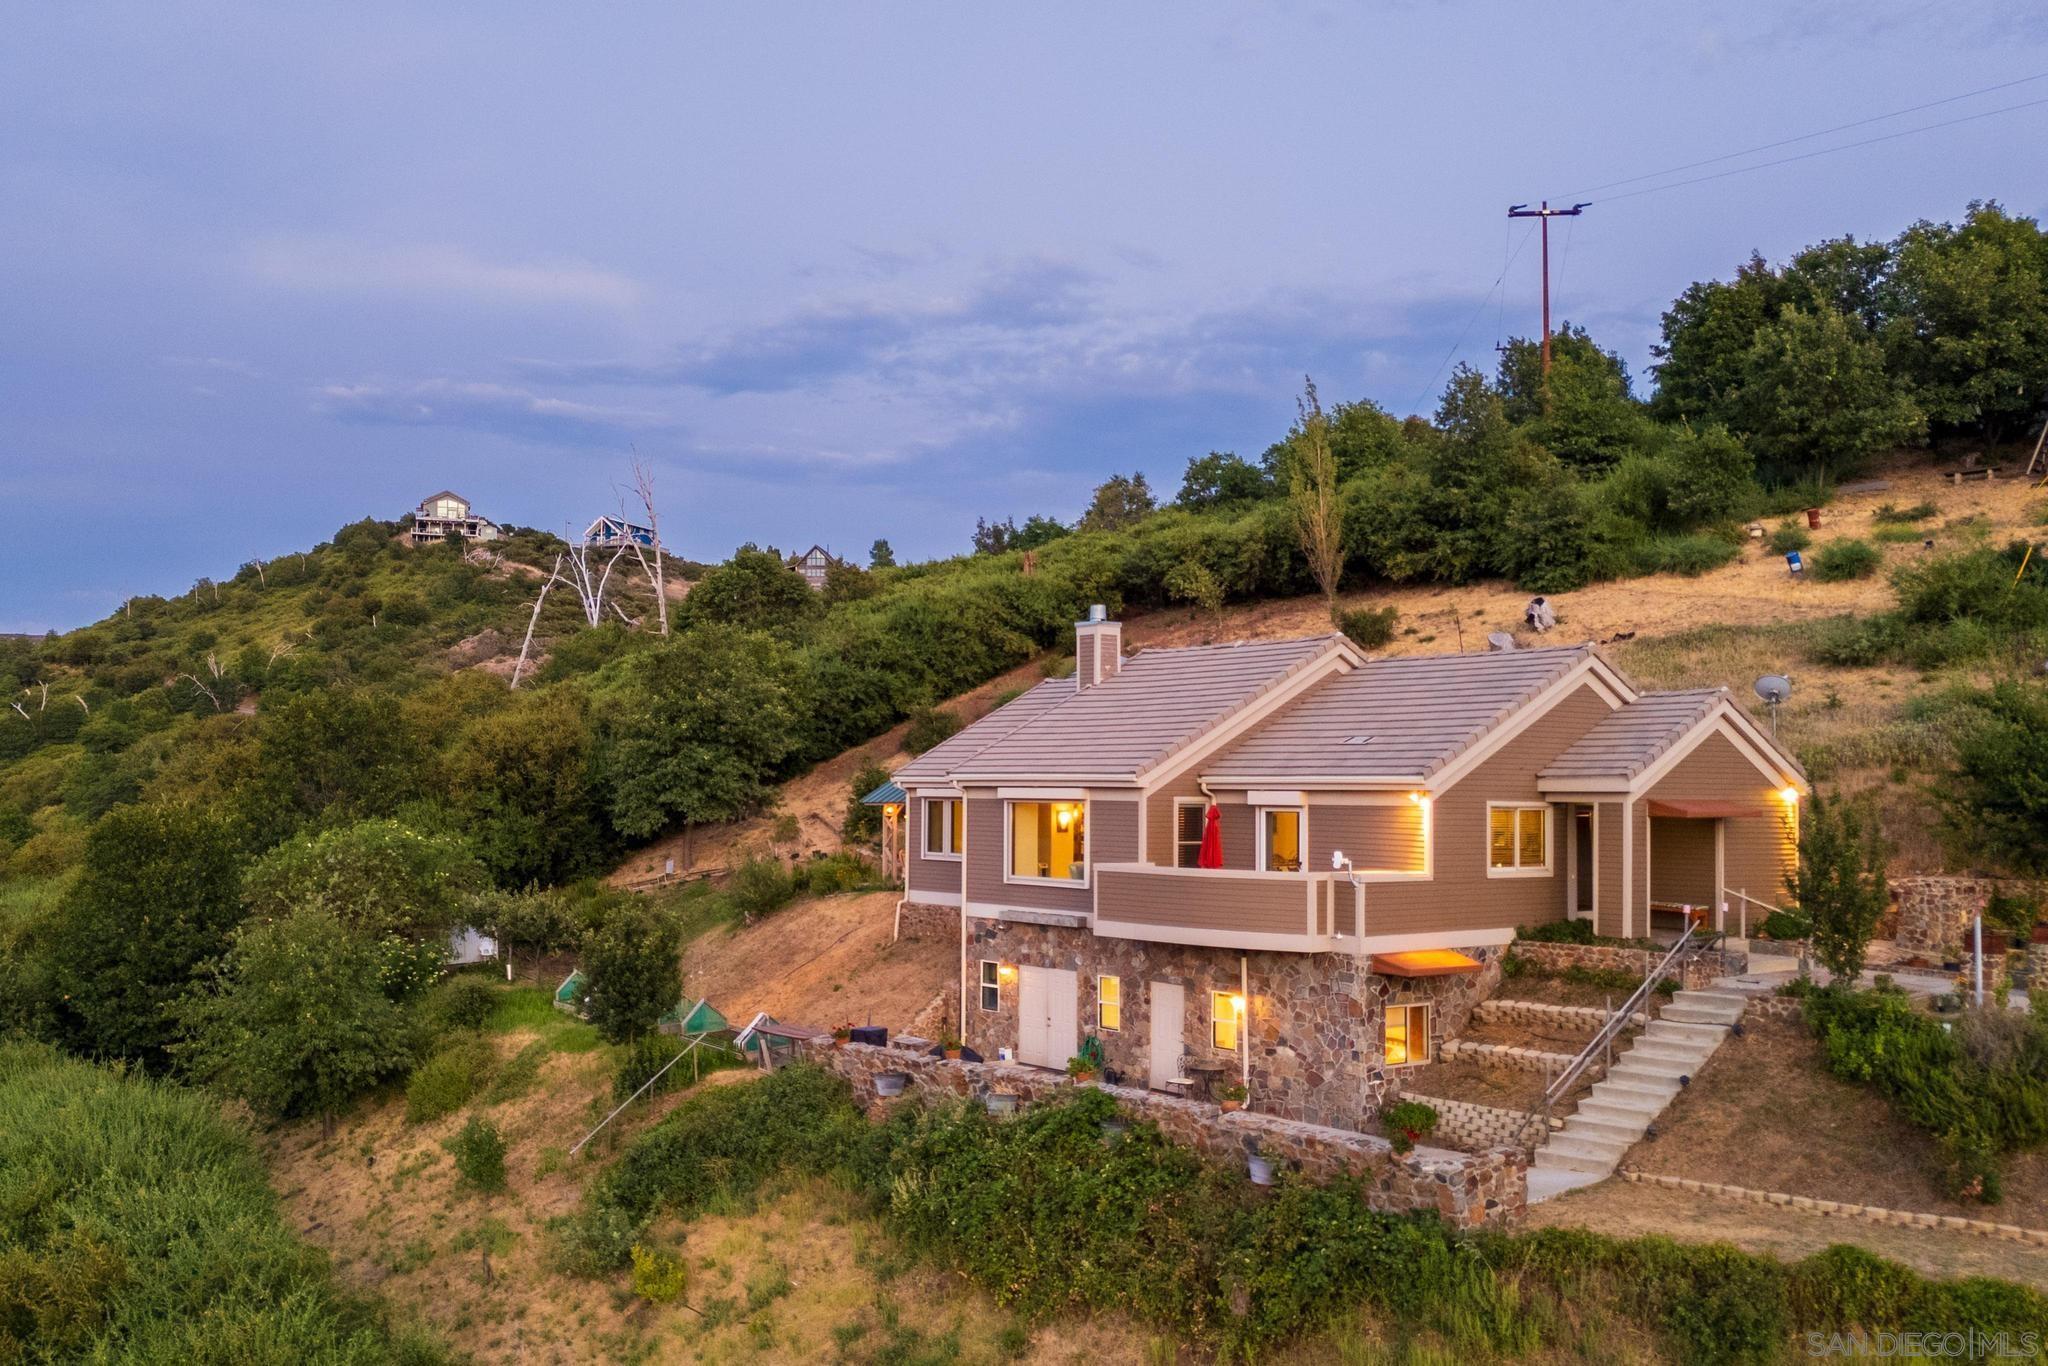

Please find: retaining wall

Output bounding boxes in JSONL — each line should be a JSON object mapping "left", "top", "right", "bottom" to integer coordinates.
{"left": 1440, "top": 1037, "right": 1594, "bottom": 1080}
{"left": 1890, "top": 876, "right": 2002, "bottom": 959}
{"left": 895, "top": 900, "right": 959, "bottom": 941}
{"left": 1510, "top": 939, "right": 1746, "bottom": 990}
{"left": 1474, "top": 998, "right": 1648, "bottom": 1031}
{"left": 1402, "top": 1091, "right": 1553, "bottom": 1156}
{"left": 797, "top": 1039, "right": 1526, "bottom": 1228}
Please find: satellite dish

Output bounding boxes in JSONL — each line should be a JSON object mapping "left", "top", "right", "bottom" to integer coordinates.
{"left": 1753, "top": 675, "right": 1792, "bottom": 706}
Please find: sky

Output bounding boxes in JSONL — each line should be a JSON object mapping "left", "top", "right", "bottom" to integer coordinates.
{"left": 4, "top": 3, "right": 2046, "bottom": 633}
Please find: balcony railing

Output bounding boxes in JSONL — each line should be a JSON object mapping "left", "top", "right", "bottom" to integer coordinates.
{"left": 1091, "top": 862, "right": 1362, "bottom": 953}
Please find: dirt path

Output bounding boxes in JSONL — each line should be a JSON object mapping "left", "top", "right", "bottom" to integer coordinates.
{"left": 1529, "top": 1179, "right": 2048, "bottom": 1290}
{"left": 681, "top": 890, "right": 956, "bottom": 1035}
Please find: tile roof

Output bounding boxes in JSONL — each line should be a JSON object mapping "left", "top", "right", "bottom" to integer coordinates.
{"left": 892, "top": 677, "right": 1074, "bottom": 784}
{"left": 942, "top": 635, "right": 1347, "bottom": 783}
{"left": 1200, "top": 644, "right": 1601, "bottom": 783}
{"left": 1536, "top": 688, "right": 1726, "bottom": 783}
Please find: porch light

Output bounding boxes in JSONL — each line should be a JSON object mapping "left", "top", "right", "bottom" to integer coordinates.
{"left": 997, "top": 963, "right": 1018, "bottom": 983}
{"left": 1229, "top": 993, "right": 1246, "bottom": 1017}
{"left": 1779, "top": 787, "right": 1801, "bottom": 806}
{"left": 1408, "top": 791, "right": 1427, "bottom": 805}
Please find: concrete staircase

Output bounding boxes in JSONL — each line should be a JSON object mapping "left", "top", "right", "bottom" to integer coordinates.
{"left": 1527, "top": 988, "right": 1747, "bottom": 1202}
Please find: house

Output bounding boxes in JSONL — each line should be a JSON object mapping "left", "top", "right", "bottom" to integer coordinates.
{"left": 789, "top": 544, "right": 835, "bottom": 591}
{"left": 583, "top": 515, "right": 656, "bottom": 549}
{"left": 410, "top": 491, "right": 501, "bottom": 545}
{"left": 889, "top": 609, "right": 1805, "bottom": 1132}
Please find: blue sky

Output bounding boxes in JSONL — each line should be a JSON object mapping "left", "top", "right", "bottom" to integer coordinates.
{"left": 4, "top": 3, "right": 2045, "bottom": 632}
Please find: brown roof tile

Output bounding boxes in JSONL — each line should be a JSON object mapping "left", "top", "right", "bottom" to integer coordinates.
{"left": 1536, "top": 688, "right": 1726, "bottom": 783}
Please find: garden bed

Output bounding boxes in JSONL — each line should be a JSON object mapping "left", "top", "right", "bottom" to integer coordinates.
{"left": 1397, "top": 1056, "right": 1591, "bottom": 1115}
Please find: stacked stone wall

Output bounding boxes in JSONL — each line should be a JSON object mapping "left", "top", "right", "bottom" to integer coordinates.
{"left": 796, "top": 1039, "right": 1526, "bottom": 1228}
{"left": 1439, "top": 1037, "right": 1596, "bottom": 1081}
{"left": 1510, "top": 939, "right": 1746, "bottom": 989}
{"left": 895, "top": 901, "right": 958, "bottom": 942}
{"left": 1401, "top": 1091, "right": 1553, "bottom": 1156}
{"left": 1474, "top": 999, "right": 1647, "bottom": 1031}
{"left": 1889, "top": 877, "right": 2001, "bottom": 959}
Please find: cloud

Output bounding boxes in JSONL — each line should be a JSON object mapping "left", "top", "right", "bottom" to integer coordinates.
{"left": 244, "top": 240, "right": 641, "bottom": 311}
{"left": 160, "top": 354, "right": 261, "bottom": 378}
{"left": 316, "top": 379, "right": 671, "bottom": 447}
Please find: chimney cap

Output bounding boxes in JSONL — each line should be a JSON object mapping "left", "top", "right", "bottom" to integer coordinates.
{"left": 1084, "top": 604, "right": 1109, "bottom": 623}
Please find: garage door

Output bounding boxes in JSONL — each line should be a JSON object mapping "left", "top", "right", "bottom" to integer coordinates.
{"left": 1017, "top": 965, "right": 1078, "bottom": 1069}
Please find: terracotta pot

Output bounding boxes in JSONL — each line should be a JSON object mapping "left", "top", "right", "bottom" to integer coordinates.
{"left": 1220, "top": 1099, "right": 1243, "bottom": 1113}
{"left": 943, "top": 1047, "right": 962, "bottom": 1060}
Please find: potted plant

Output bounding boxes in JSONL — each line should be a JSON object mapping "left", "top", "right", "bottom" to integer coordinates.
{"left": 830, "top": 1024, "right": 851, "bottom": 1048}
{"left": 1383, "top": 1100, "right": 1439, "bottom": 1155}
{"left": 1218, "top": 1082, "right": 1248, "bottom": 1113}
{"left": 1065, "top": 1054, "right": 1099, "bottom": 1084}
{"left": 939, "top": 1033, "right": 963, "bottom": 1061}
{"left": 1246, "top": 1149, "right": 1276, "bottom": 1186}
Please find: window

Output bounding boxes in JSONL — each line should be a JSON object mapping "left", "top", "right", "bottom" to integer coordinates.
{"left": 1487, "top": 804, "right": 1550, "bottom": 874}
{"left": 1210, "top": 990, "right": 1242, "bottom": 1051}
{"left": 979, "top": 961, "right": 1000, "bottom": 1013}
{"left": 1097, "top": 975, "right": 1121, "bottom": 1032}
{"left": 1008, "top": 801, "right": 1086, "bottom": 882}
{"left": 1259, "top": 807, "right": 1304, "bottom": 872}
{"left": 1384, "top": 1002, "right": 1431, "bottom": 1066}
{"left": 924, "top": 798, "right": 963, "bottom": 858}
{"left": 1174, "top": 800, "right": 1206, "bottom": 868}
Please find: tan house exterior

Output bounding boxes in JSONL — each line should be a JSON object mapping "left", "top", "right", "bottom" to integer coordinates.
{"left": 890, "top": 613, "right": 1804, "bottom": 1131}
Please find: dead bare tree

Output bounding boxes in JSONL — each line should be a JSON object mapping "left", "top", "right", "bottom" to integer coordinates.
{"left": 177, "top": 673, "right": 223, "bottom": 712}
{"left": 267, "top": 640, "right": 296, "bottom": 666}
{"left": 72, "top": 694, "right": 89, "bottom": 715}
{"left": 252, "top": 560, "right": 267, "bottom": 587}
{"left": 8, "top": 702, "right": 28, "bottom": 722}
{"left": 626, "top": 455, "right": 671, "bottom": 637}
{"left": 561, "top": 531, "right": 630, "bottom": 628}
{"left": 509, "top": 554, "right": 564, "bottom": 690}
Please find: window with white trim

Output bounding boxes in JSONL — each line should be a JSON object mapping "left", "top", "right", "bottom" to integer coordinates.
{"left": 1487, "top": 804, "right": 1550, "bottom": 874}
{"left": 1174, "top": 800, "right": 1205, "bottom": 868}
{"left": 1097, "top": 975, "right": 1121, "bottom": 1032}
{"left": 1210, "top": 990, "right": 1242, "bottom": 1050}
{"left": 1258, "top": 807, "right": 1304, "bottom": 872}
{"left": 1007, "top": 800, "right": 1086, "bottom": 883}
{"left": 924, "top": 798, "right": 963, "bottom": 858}
{"left": 1384, "top": 1001, "right": 1431, "bottom": 1066}
{"left": 979, "top": 960, "right": 1000, "bottom": 1012}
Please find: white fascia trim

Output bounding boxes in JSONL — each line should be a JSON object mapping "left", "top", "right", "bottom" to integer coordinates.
{"left": 1630, "top": 708, "right": 1801, "bottom": 796}
{"left": 997, "top": 786, "right": 1088, "bottom": 800}
{"left": 906, "top": 784, "right": 964, "bottom": 799}
{"left": 1355, "top": 928, "right": 1515, "bottom": 954}
{"left": 964, "top": 902, "right": 1089, "bottom": 924}
{"left": 1424, "top": 656, "right": 1626, "bottom": 795}
{"left": 1140, "top": 644, "right": 1360, "bottom": 795}
{"left": 1308, "top": 792, "right": 1430, "bottom": 805}
{"left": 1092, "top": 917, "right": 1338, "bottom": 954}
{"left": 1246, "top": 789, "right": 1308, "bottom": 808}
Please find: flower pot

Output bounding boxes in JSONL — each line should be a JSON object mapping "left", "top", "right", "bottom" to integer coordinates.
{"left": 984, "top": 1093, "right": 1018, "bottom": 1116}
{"left": 1247, "top": 1155, "right": 1275, "bottom": 1187}
{"left": 943, "top": 1048, "right": 962, "bottom": 1060}
{"left": 1220, "top": 1099, "right": 1243, "bottom": 1113}
{"left": 874, "top": 1072, "right": 910, "bottom": 1098}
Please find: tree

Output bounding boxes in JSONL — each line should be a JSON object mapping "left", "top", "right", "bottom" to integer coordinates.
{"left": 1662, "top": 423, "right": 1755, "bottom": 527}
{"left": 1164, "top": 559, "right": 1224, "bottom": 632}
{"left": 842, "top": 761, "right": 893, "bottom": 847}
{"left": 1731, "top": 305, "right": 1924, "bottom": 485}
{"left": 249, "top": 687, "right": 415, "bottom": 839}
{"left": 822, "top": 561, "right": 879, "bottom": 604}
{"left": 1283, "top": 378, "right": 1345, "bottom": 619}
{"left": 445, "top": 689, "right": 605, "bottom": 887}
{"left": 1176, "top": 452, "right": 1272, "bottom": 510}
{"left": 1652, "top": 254, "right": 1784, "bottom": 424}
{"left": 174, "top": 908, "right": 414, "bottom": 1135}
{"left": 869, "top": 539, "right": 896, "bottom": 569}
{"left": 682, "top": 546, "right": 820, "bottom": 634}
{"left": 1941, "top": 681, "right": 2048, "bottom": 878}
{"left": 1079, "top": 473, "right": 1156, "bottom": 532}
{"left": 1498, "top": 325, "right": 1651, "bottom": 473}
{"left": 579, "top": 900, "right": 682, "bottom": 1043}
{"left": 599, "top": 624, "right": 801, "bottom": 840}
{"left": 971, "top": 516, "right": 1014, "bottom": 555}
{"left": 1786, "top": 789, "right": 1890, "bottom": 985}
{"left": 243, "top": 818, "right": 487, "bottom": 941}
{"left": 1011, "top": 515, "right": 1070, "bottom": 551}
{"left": 40, "top": 803, "right": 244, "bottom": 1065}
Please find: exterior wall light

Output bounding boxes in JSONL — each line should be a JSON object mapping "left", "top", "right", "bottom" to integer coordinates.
{"left": 997, "top": 963, "right": 1018, "bottom": 983}
{"left": 1779, "top": 787, "right": 1801, "bottom": 806}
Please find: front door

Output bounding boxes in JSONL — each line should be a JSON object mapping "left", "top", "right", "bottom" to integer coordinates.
{"left": 1148, "top": 982, "right": 1186, "bottom": 1090}
{"left": 1573, "top": 808, "right": 1595, "bottom": 919}
{"left": 1017, "top": 965, "right": 1078, "bottom": 1069}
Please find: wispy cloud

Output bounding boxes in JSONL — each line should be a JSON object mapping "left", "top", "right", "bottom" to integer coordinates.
{"left": 160, "top": 354, "right": 261, "bottom": 378}
{"left": 316, "top": 379, "right": 671, "bottom": 447}
{"left": 244, "top": 240, "right": 642, "bottom": 311}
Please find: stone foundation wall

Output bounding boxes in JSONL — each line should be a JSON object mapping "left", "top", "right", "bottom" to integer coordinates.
{"left": 896, "top": 901, "right": 959, "bottom": 942}
{"left": 1440, "top": 1037, "right": 1595, "bottom": 1081}
{"left": 1474, "top": 998, "right": 1647, "bottom": 1032}
{"left": 966, "top": 920, "right": 1505, "bottom": 1132}
{"left": 1510, "top": 939, "right": 1746, "bottom": 989}
{"left": 1890, "top": 877, "right": 2001, "bottom": 958}
{"left": 798, "top": 1039, "right": 1526, "bottom": 1228}
{"left": 1742, "top": 994, "right": 1807, "bottom": 1022}
{"left": 1402, "top": 1091, "right": 1552, "bottom": 1156}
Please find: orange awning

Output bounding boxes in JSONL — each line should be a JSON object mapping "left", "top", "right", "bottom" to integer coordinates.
{"left": 1648, "top": 798, "right": 1767, "bottom": 819}
{"left": 1371, "top": 949, "right": 1484, "bottom": 978}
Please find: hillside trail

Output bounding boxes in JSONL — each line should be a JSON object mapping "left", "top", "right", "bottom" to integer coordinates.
{"left": 616, "top": 462, "right": 2042, "bottom": 891}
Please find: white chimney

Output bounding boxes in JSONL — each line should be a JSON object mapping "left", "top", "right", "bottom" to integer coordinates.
{"left": 1074, "top": 605, "right": 1121, "bottom": 690}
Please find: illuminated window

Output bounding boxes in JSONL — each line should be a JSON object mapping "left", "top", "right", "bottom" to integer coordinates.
{"left": 1175, "top": 800, "right": 1206, "bottom": 868}
{"left": 1384, "top": 1002, "right": 1431, "bottom": 1066}
{"left": 979, "top": 960, "right": 1000, "bottom": 1013}
{"left": 1210, "top": 990, "right": 1242, "bottom": 1051}
{"left": 1008, "top": 801, "right": 1086, "bottom": 882}
{"left": 1259, "top": 808, "right": 1304, "bottom": 872}
{"left": 1097, "top": 975, "right": 1121, "bottom": 1032}
{"left": 924, "top": 798, "right": 963, "bottom": 857}
{"left": 1487, "top": 805, "right": 1550, "bottom": 873}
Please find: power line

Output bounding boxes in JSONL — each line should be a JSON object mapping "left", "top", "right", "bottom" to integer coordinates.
{"left": 1585, "top": 94, "right": 2048, "bottom": 205}
{"left": 1412, "top": 223, "right": 1535, "bottom": 413}
{"left": 1558, "top": 69, "right": 2048, "bottom": 200}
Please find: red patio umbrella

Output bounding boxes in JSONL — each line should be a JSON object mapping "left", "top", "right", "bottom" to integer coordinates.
{"left": 1197, "top": 802, "right": 1223, "bottom": 869}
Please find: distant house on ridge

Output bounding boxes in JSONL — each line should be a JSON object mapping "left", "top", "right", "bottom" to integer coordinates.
{"left": 409, "top": 491, "right": 501, "bottom": 546}
{"left": 789, "top": 544, "right": 836, "bottom": 591}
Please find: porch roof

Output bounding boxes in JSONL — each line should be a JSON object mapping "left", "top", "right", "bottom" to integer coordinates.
{"left": 1647, "top": 797, "right": 1770, "bottom": 819}
{"left": 1370, "top": 949, "right": 1484, "bottom": 977}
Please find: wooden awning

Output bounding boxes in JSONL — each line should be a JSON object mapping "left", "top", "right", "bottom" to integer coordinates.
{"left": 1371, "top": 949, "right": 1484, "bottom": 977}
{"left": 1647, "top": 798, "right": 1768, "bottom": 819}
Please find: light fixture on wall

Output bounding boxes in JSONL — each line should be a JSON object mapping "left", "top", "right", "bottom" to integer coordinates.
{"left": 1055, "top": 805, "right": 1076, "bottom": 831}
{"left": 997, "top": 963, "right": 1018, "bottom": 983}
{"left": 1229, "top": 993, "right": 1246, "bottom": 1018}
{"left": 1778, "top": 786, "right": 1801, "bottom": 806}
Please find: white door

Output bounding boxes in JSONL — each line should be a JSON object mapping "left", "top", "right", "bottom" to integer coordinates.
{"left": 1149, "top": 982, "right": 1186, "bottom": 1091}
{"left": 1017, "top": 966, "right": 1078, "bottom": 1069}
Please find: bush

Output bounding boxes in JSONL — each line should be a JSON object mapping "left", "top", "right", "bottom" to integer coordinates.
{"left": 792, "top": 850, "right": 876, "bottom": 896}
{"left": 1811, "top": 538, "right": 1881, "bottom": 581}
{"left": 406, "top": 1034, "right": 496, "bottom": 1123}
{"left": 614, "top": 1033, "right": 685, "bottom": 1102}
{"left": 728, "top": 854, "right": 797, "bottom": 920}
{"left": 902, "top": 707, "right": 963, "bottom": 754}
{"left": 1873, "top": 501, "right": 1938, "bottom": 524}
{"left": 431, "top": 976, "right": 499, "bottom": 1033}
{"left": 630, "top": 1244, "right": 688, "bottom": 1304}
{"left": 1628, "top": 532, "right": 1740, "bottom": 577}
{"left": 1757, "top": 909, "right": 1812, "bottom": 941}
{"left": 1382, "top": 1100, "right": 1438, "bottom": 1154}
{"left": 1768, "top": 521, "right": 1812, "bottom": 555}
{"left": 1516, "top": 919, "right": 1597, "bottom": 944}
{"left": 1337, "top": 606, "right": 1399, "bottom": 648}
{"left": 447, "top": 1115, "right": 507, "bottom": 1192}
{"left": 579, "top": 899, "right": 684, "bottom": 1043}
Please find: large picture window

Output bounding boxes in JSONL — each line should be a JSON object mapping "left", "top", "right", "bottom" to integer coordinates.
{"left": 924, "top": 798, "right": 962, "bottom": 858}
{"left": 1008, "top": 801, "right": 1086, "bottom": 882}
{"left": 1385, "top": 1002, "right": 1431, "bottom": 1066}
{"left": 1258, "top": 807, "right": 1304, "bottom": 872}
{"left": 1487, "top": 804, "right": 1550, "bottom": 874}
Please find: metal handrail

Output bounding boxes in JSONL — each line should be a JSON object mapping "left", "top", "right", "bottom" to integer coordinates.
{"left": 1508, "top": 922, "right": 1719, "bottom": 1150}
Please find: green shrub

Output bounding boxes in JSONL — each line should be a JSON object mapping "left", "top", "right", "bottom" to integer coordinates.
{"left": 406, "top": 1034, "right": 496, "bottom": 1123}
{"left": 1630, "top": 532, "right": 1740, "bottom": 577}
{"left": 728, "top": 854, "right": 797, "bottom": 920}
{"left": 614, "top": 1034, "right": 685, "bottom": 1101}
{"left": 792, "top": 850, "right": 876, "bottom": 895}
{"left": 902, "top": 707, "right": 963, "bottom": 754}
{"left": 447, "top": 1115, "right": 507, "bottom": 1192}
{"left": 1381, "top": 1100, "right": 1438, "bottom": 1155}
{"left": 1758, "top": 908, "right": 1812, "bottom": 940}
{"left": 1811, "top": 538, "right": 1881, "bottom": 582}
{"left": 1337, "top": 606, "right": 1399, "bottom": 648}
{"left": 630, "top": 1244, "right": 688, "bottom": 1304}
{"left": 481, "top": 1039, "right": 547, "bottom": 1106}
{"left": 1768, "top": 521, "right": 1812, "bottom": 555}
{"left": 430, "top": 976, "right": 499, "bottom": 1033}
{"left": 1872, "top": 501, "right": 1938, "bottom": 524}
{"left": 1516, "top": 919, "right": 1596, "bottom": 945}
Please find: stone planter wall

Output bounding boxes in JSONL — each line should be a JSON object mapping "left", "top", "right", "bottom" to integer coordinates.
{"left": 1889, "top": 877, "right": 2002, "bottom": 959}
{"left": 1510, "top": 939, "right": 1746, "bottom": 989}
{"left": 1474, "top": 998, "right": 1647, "bottom": 1032}
{"left": 798, "top": 1039, "right": 1526, "bottom": 1228}
{"left": 1741, "top": 994, "right": 1808, "bottom": 1022}
{"left": 896, "top": 900, "right": 959, "bottom": 942}
{"left": 1403, "top": 1091, "right": 1554, "bottom": 1156}
{"left": 1440, "top": 1037, "right": 1594, "bottom": 1081}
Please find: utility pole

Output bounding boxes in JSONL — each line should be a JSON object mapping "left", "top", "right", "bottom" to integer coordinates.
{"left": 1507, "top": 201, "right": 1590, "bottom": 378}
